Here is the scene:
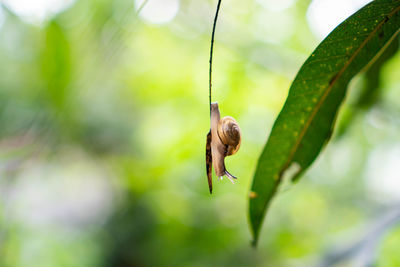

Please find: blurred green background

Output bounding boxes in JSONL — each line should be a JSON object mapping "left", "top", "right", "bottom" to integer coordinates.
{"left": 0, "top": 0, "right": 400, "bottom": 266}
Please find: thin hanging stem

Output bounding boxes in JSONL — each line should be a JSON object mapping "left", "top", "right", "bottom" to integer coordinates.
{"left": 209, "top": 0, "right": 222, "bottom": 115}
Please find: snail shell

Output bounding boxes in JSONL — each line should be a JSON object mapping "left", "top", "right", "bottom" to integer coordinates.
{"left": 206, "top": 102, "right": 241, "bottom": 193}
{"left": 217, "top": 116, "right": 241, "bottom": 156}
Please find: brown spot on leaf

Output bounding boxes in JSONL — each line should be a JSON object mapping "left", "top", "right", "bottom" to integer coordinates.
{"left": 329, "top": 73, "right": 339, "bottom": 86}
{"left": 249, "top": 191, "right": 258, "bottom": 199}
{"left": 383, "top": 16, "right": 389, "bottom": 23}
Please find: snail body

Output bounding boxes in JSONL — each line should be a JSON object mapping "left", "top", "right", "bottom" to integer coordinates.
{"left": 206, "top": 102, "right": 241, "bottom": 193}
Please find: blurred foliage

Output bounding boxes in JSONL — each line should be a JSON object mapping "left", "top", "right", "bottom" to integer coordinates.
{"left": 0, "top": 0, "right": 399, "bottom": 266}
{"left": 336, "top": 37, "right": 399, "bottom": 138}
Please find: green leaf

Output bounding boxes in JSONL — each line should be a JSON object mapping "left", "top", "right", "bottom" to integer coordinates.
{"left": 249, "top": 0, "right": 400, "bottom": 245}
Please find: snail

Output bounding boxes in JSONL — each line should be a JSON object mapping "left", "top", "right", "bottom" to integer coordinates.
{"left": 206, "top": 102, "right": 241, "bottom": 193}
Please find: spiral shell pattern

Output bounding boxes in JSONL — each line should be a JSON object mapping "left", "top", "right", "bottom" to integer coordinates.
{"left": 217, "top": 116, "right": 241, "bottom": 156}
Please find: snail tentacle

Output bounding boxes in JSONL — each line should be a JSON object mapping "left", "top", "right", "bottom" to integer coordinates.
{"left": 225, "top": 170, "right": 237, "bottom": 184}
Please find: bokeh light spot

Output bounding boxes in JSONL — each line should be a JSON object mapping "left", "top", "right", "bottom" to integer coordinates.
{"left": 307, "top": 0, "right": 372, "bottom": 39}
{"left": 135, "top": 0, "right": 179, "bottom": 25}
{"left": 366, "top": 144, "right": 400, "bottom": 203}
{"left": 3, "top": 0, "right": 75, "bottom": 24}
{"left": 257, "top": 0, "right": 297, "bottom": 11}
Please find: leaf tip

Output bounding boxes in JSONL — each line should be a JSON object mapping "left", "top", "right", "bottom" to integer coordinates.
{"left": 249, "top": 206, "right": 262, "bottom": 248}
{"left": 251, "top": 238, "right": 258, "bottom": 248}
